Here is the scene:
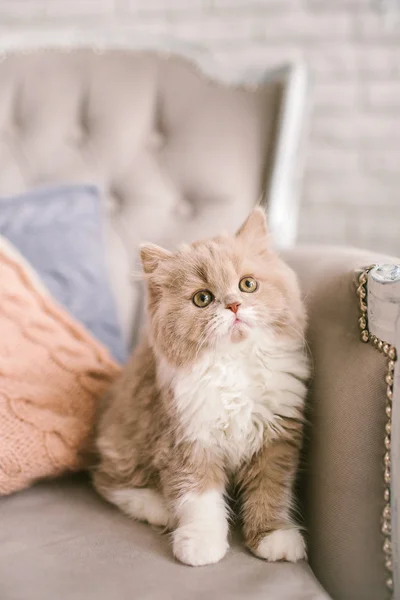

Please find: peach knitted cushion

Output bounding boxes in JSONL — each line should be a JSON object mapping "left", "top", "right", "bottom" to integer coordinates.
{"left": 0, "top": 238, "right": 121, "bottom": 495}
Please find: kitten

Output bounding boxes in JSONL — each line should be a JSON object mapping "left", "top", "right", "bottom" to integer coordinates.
{"left": 92, "top": 208, "right": 309, "bottom": 567}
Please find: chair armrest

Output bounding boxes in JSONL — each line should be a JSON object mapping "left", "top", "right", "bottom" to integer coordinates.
{"left": 281, "top": 245, "right": 399, "bottom": 600}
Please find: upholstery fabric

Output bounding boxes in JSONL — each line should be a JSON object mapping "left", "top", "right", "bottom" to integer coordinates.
{"left": 0, "top": 236, "right": 120, "bottom": 495}
{"left": 0, "top": 184, "right": 126, "bottom": 363}
{"left": 282, "top": 245, "right": 399, "bottom": 600}
{"left": 0, "top": 474, "right": 331, "bottom": 600}
{"left": 0, "top": 49, "right": 281, "bottom": 347}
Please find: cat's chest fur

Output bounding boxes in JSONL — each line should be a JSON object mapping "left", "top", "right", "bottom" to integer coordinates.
{"left": 158, "top": 335, "right": 305, "bottom": 470}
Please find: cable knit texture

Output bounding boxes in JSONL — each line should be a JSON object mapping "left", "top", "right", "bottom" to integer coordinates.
{"left": 0, "top": 241, "right": 121, "bottom": 496}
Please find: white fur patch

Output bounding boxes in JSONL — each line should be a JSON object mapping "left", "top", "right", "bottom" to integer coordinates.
{"left": 106, "top": 488, "right": 170, "bottom": 527}
{"left": 173, "top": 490, "right": 229, "bottom": 567}
{"left": 159, "top": 330, "right": 308, "bottom": 469}
{"left": 254, "top": 529, "right": 306, "bottom": 562}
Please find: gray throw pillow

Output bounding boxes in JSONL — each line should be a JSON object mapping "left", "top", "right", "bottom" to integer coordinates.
{"left": 0, "top": 184, "right": 127, "bottom": 364}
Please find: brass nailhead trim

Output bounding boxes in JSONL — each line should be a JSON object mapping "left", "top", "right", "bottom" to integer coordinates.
{"left": 357, "top": 266, "right": 396, "bottom": 597}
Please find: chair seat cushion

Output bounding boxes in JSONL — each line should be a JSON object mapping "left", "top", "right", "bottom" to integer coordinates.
{"left": 0, "top": 475, "right": 331, "bottom": 600}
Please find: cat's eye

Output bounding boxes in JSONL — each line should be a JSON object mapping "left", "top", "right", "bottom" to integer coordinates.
{"left": 239, "top": 276, "right": 258, "bottom": 293}
{"left": 192, "top": 290, "right": 214, "bottom": 308}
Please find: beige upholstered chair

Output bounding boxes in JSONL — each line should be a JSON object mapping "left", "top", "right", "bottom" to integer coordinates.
{"left": 0, "top": 28, "right": 398, "bottom": 600}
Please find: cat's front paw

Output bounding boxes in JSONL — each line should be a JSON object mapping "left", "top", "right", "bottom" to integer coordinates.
{"left": 173, "top": 526, "right": 229, "bottom": 567}
{"left": 253, "top": 528, "right": 306, "bottom": 562}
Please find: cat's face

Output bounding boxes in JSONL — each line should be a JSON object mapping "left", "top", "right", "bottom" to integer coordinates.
{"left": 141, "top": 208, "right": 305, "bottom": 366}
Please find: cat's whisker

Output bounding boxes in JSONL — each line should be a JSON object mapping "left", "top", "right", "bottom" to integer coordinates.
{"left": 280, "top": 323, "right": 314, "bottom": 373}
{"left": 193, "top": 323, "right": 216, "bottom": 362}
{"left": 131, "top": 270, "right": 146, "bottom": 282}
{"left": 194, "top": 317, "right": 222, "bottom": 360}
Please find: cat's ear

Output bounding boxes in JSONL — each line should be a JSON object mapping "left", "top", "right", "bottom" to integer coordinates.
{"left": 235, "top": 207, "right": 268, "bottom": 243}
{"left": 140, "top": 243, "right": 172, "bottom": 274}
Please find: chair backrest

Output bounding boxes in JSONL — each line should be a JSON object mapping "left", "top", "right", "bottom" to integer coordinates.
{"left": 0, "top": 29, "right": 308, "bottom": 347}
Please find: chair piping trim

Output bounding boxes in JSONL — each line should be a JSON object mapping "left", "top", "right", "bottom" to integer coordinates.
{"left": 357, "top": 265, "right": 396, "bottom": 596}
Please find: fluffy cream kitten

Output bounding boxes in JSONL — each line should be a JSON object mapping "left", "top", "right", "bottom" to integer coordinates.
{"left": 92, "top": 208, "right": 309, "bottom": 567}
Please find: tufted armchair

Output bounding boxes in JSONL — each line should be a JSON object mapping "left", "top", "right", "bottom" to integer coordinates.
{"left": 0, "top": 28, "right": 398, "bottom": 600}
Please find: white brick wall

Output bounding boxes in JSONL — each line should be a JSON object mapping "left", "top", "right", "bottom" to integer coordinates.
{"left": 0, "top": 0, "right": 399, "bottom": 255}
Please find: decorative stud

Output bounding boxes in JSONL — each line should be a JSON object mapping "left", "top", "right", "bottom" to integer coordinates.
{"left": 385, "top": 558, "right": 393, "bottom": 572}
{"left": 361, "top": 330, "right": 369, "bottom": 343}
{"left": 383, "top": 538, "right": 392, "bottom": 553}
{"left": 386, "top": 404, "right": 392, "bottom": 419}
{"left": 357, "top": 285, "right": 366, "bottom": 299}
{"left": 388, "top": 347, "right": 397, "bottom": 360}
{"left": 384, "top": 468, "right": 391, "bottom": 485}
{"left": 383, "top": 504, "right": 391, "bottom": 519}
{"left": 359, "top": 316, "right": 367, "bottom": 330}
{"left": 384, "top": 488, "right": 390, "bottom": 503}
{"left": 385, "top": 435, "right": 391, "bottom": 450}
{"left": 388, "top": 360, "right": 395, "bottom": 372}
{"left": 382, "top": 520, "right": 392, "bottom": 535}
{"left": 383, "top": 344, "right": 390, "bottom": 355}
{"left": 387, "top": 387, "right": 393, "bottom": 401}
{"left": 386, "top": 422, "right": 392, "bottom": 435}
{"left": 384, "top": 451, "right": 391, "bottom": 465}
{"left": 386, "top": 373, "right": 394, "bottom": 386}
{"left": 387, "top": 578, "right": 394, "bottom": 591}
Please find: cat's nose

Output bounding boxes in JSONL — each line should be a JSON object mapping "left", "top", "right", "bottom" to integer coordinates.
{"left": 226, "top": 301, "right": 241, "bottom": 314}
